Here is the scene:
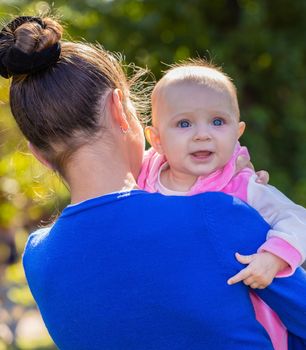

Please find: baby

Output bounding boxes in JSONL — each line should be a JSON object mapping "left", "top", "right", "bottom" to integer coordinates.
{"left": 138, "top": 59, "right": 306, "bottom": 289}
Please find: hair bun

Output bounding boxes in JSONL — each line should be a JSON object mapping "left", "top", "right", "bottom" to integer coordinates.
{"left": 2, "top": 16, "right": 45, "bottom": 33}
{"left": 0, "top": 16, "right": 62, "bottom": 78}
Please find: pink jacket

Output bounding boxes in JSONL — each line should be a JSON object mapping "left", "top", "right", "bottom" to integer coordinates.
{"left": 138, "top": 143, "right": 292, "bottom": 350}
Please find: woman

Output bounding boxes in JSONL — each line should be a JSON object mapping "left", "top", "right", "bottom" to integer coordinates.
{"left": 1, "top": 16, "right": 306, "bottom": 350}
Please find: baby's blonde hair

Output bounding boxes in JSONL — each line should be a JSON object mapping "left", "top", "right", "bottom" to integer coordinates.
{"left": 151, "top": 58, "right": 240, "bottom": 122}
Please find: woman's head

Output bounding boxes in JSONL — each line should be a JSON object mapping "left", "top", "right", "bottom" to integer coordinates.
{"left": 0, "top": 16, "right": 146, "bottom": 178}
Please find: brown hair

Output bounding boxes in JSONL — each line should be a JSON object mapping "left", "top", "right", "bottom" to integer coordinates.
{"left": 152, "top": 58, "right": 240, "bottom": 120}
{"left": 2, "top": 16, "right": 149, "bottom": 175}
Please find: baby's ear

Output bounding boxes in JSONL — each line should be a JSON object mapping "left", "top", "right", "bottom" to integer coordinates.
{"left": 145, "top": 126, "right": 164, "bottom": 154}
{"left": 238, "top": 121, "right": 246, "bottom": 139}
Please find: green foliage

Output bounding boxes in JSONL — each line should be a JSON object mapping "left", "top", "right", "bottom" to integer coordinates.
{"left": 2, "top": 0, "right": 305, "bottom": 200}
{"left": 0, "top": 0, "right": 306, "bottom": 348}
{"left": 1, "top": 0, "right": 306, "bottom": 202}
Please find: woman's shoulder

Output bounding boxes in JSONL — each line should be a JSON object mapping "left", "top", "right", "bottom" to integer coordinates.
{"left": 22, "top": 226, "right": 53, "bottom": 268}
{"left": 24, "top": 226, "right": 53, "bottom": 249}
{"left": 22, "top": 226, "right": 54, "bottom": 287}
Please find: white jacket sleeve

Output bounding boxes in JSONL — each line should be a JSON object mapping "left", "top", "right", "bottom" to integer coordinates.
{"left": 247, "top": 174, "right": 306, "bottom": 262}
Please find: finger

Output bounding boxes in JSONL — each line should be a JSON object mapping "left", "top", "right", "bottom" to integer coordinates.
{"left": 255, "top": 170, "right": 270, "bottom": 184}
{"left": 243, "top": 274, "right": 273, "bottom": 288}
{"left": 255, "top": 279, "right": 272, "bottom": 289}
{"left": 227, "top": 267, "right": 252, "bottom": 285}
{"left": 250, "top": 281, "right": 269, "bottom": 289}
{"left": 235, "top": 252, "right": 256, "bottom": 265}
{"left": 256, "top": 285, "right": 266, "bottom": 290}
{"left": 236, "top": 155, "right": 254, "bottom": 172}
{"left": 242, "top": 276, "right": 258, "bottom": 286}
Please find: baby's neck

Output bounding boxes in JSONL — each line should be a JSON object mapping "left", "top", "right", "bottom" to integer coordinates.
{"left": 160, "top": 167, "right": 198, "bottom": 192}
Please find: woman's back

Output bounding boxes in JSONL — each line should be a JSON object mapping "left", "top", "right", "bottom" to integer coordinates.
{"left": 23, "top": 191, "right": 274, "bottom": 349}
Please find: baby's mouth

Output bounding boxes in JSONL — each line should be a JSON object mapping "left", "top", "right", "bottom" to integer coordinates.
{"left": 191, "top": 151, "right": 213, "bottom": 158}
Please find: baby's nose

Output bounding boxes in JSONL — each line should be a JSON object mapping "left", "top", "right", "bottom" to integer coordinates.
{"left": 193, "top": 126, "right": 211, "bottom": 141}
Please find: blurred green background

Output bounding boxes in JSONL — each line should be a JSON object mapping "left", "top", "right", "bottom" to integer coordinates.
{"left": 0, "top": 0, "right": 306, "bottom": 348}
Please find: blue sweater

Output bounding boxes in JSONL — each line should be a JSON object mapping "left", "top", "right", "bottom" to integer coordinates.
{"left": 23, "top": 191, "right": 306, "bottom": 349}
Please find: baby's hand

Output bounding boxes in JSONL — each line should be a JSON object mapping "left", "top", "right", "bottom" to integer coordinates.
{"left": 254, "top": 170, "right": 269, "bottom": 185}
{"left": 227, "top": 252, "right": 288, "bottom": 289}
{"left": 235, "top": 155, "right": 269, "bottom": 185}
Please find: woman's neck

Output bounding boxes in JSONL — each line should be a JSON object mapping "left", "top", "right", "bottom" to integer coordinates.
{"left": 65, "top": 146, "right": 138, "bottom": 204}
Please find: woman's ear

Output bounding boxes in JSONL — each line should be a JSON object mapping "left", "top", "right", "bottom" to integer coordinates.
{"left": 238, "top": 121, "right": 246, "bottom": 139}
{"left": 28, "top": 142, "right": 53, "bottom": 169}
{"left": 145, "top": 126, "right": 164, "bottom": 154}
{"left": 111, "top": 89, "right": 129, "bottom": 133}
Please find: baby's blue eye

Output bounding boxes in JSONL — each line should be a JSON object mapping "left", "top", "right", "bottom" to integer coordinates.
{"left": 213, "top": 118, "right": 224, "bottom": 126}
{"left": 177, "top": 120, "right": 191, "bottom": 128}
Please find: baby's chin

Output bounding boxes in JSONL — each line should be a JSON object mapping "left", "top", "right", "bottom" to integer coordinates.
{"left": 188, "top": 163, "right": 229, "bottom": 179}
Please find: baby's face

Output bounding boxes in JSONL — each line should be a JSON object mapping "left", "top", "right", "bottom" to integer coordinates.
{"left": 151, "top": 81, "right": 244, "bottom": 179}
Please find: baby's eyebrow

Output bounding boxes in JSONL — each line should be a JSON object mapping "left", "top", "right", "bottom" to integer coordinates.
{"left": 209, "top": 110, "right": 235, "bottom": 119}
{"left": 170, "top": 111, "right": 194, "bottom": 119}
{"left": 169, "top": 109, "right": 237, "bottom": 121}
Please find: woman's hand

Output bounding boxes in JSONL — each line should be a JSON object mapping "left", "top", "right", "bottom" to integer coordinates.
{"left": 235, "top": 155, "right": 269, "bottom": 185}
